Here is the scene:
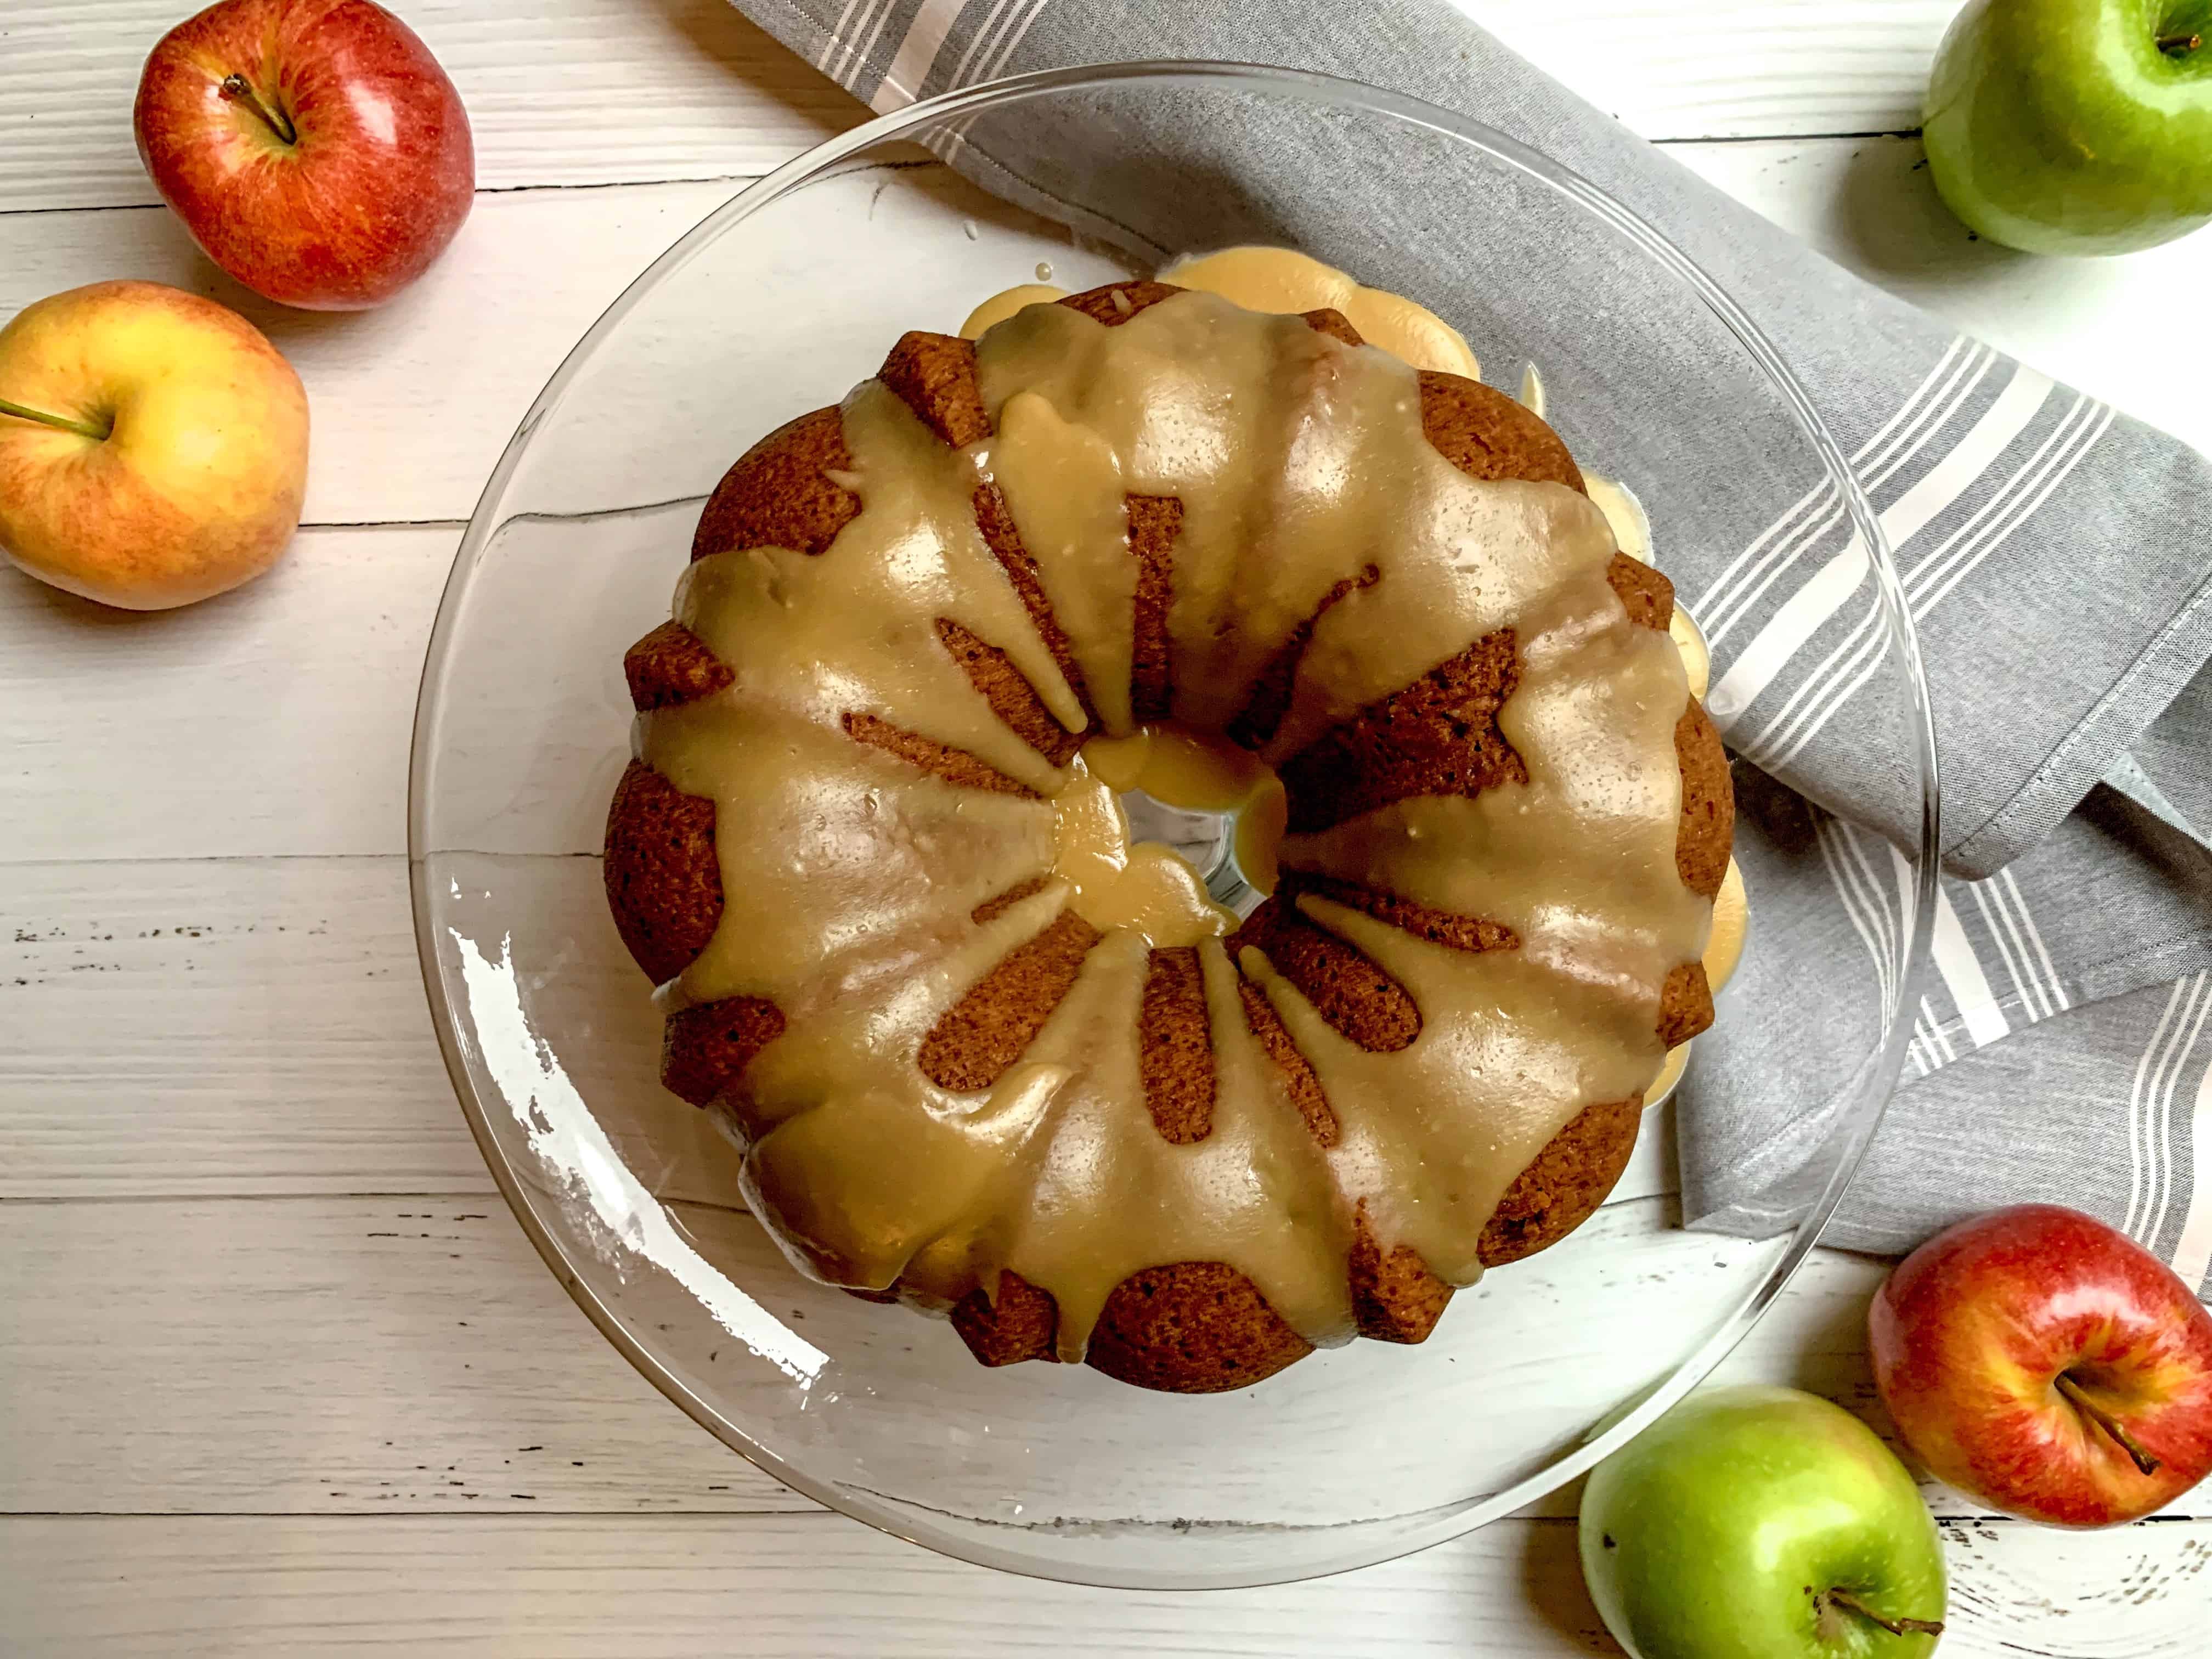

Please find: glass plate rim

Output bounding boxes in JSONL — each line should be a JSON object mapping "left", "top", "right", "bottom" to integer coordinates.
{"left": 406, "top": 58, "right": 1943, "bottom": 1590}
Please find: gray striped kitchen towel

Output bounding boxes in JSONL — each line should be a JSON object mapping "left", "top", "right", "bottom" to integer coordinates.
{"left": 727, "top": 0, "right": 2212, "bottom": 1293}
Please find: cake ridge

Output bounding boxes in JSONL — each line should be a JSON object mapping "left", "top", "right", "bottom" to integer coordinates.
{"left": 840, "top": 710, "right": 1039, "bottom": 799}
{"left": 918, "top": 907, "right": 1103, "bottom": 1093}
{"left": 1226, "top": 563, "right": 1380, "bottom": 752}
{"left": 972, "top": 479, "right": 1102, "bottom": 732}
{"left": 1280, "top": 871, "right": 1521, "bottom": 956}
{"left": 1138, "top": 945, "right": 1216, "bottom": 1146}
{"left": 930, "top": 617, "right": 1084, "bottom": 767}
{"left": 1124, "top": 493, "right": 1181, "bottom": 725}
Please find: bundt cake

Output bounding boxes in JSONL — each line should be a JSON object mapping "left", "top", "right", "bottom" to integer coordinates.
{"left": 605, "top": 278, "right": 1734, "bottom": 1394}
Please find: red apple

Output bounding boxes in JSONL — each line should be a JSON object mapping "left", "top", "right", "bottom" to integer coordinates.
{"left": 1870, "top": 1204, "right": 2212, "bottom": 1527}
{"left": 134, "top": 0, "right": 473, "bottom": 311}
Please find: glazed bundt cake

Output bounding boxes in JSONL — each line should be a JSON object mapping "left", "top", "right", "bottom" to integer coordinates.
{"left": 605, "top": 278, "right": 1734, "bottom": 1394}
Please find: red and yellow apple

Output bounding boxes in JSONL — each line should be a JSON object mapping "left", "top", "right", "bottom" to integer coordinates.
{"left": 1870, "top": 1204, "right": 2212, "bottom": 1526}
{"left": 135, "top": 0, "right": 474, "bottom": 311}
{"left": 0, "top": 281, "right": 309, "bottom": 611}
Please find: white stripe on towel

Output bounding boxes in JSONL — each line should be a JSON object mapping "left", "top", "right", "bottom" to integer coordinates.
{"left": 2169, "top": 1053, "right": 2212, "bottom": 1291}
{"left": 870, "top": 0, "right": 973, "bottom": 111}
{"left": 1706, "top": 363, "right": 2053, "bottom": 726}
{"left": 1932, "top": 885, "right": 2011, "bottom": 1049}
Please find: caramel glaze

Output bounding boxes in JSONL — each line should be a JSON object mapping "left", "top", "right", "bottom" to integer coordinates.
{"left": 608, "top": 281, "right": 1732, "bottom": 1391}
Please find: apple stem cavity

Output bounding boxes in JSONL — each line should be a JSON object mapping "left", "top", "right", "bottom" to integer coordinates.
{"left": 1818, "top": 1589, "right": 1945, "bottom": 1640}
{"left": 219, "top": 74, "right": 298, "bottom": 146}
{"left": 0, "top": 395, "right": 109, "bottom": 442}
{"left": 2055, "top": 1373, "right": 2164, "bottom": 1476}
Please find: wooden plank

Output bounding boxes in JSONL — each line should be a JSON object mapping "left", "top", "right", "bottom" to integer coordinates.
{"left": 0, "top": 168, "right": 1107, "bottom": 531}
{"left": 0, "top": 0, "right": 1966, "bottom": 218}
{"left": 1671, "top": 137, "right": 2212, "bottom": 454}
{"left": 0, "top": 0, "right": 859, "bottom": 214}
{"left": 0, "top": 527, "right": 453, "bottom": 866}
{"left": 1, "top": 857, "right": 1684, "bottom": 1207}
{"left": 0, "top": 1513, "right": 1606, "bottom": 1657}
{"left": 9, "top": 148, "right": 2209, "bottom": 870}
{"left": 3, "top": 859, "right": 480, "bottom": 1196}
{"left": 0, "top": 1194, "right": 809, "bottom": 1515}
{"left": 1, "top": 856, "right": 770, "bottom": 1201}
{"left": 1448, "top": 0, "right": 1949, "bottom": 141}
{"left": 3, "top": 1185, "right": 2205, "bottom": 1625}
{"left": 14, "top": 1188, "right": 2192, "bottom": 1525}
{"left": 2, "top": 1511, "right": 2202, "bottom": 1658}
{"left": 0, "top": 180, "right": 747, "bottom": 529}
{"left": 7, "top": 139, "right": 2205, "bottom": 545}
{"left": 0, "top": 1190, "right": 1745, "bottom": 1519}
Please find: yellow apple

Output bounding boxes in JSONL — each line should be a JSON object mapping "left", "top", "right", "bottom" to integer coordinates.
{"left": 0, "top": 280, "right": 309, "bottom": 610}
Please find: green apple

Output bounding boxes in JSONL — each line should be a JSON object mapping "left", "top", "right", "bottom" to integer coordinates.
{"left": 1923, "top": 0, "right": 2212, "bottom": 255}
{"left": 1579, "top": 1385, "right": 1947, "bottom": 1658}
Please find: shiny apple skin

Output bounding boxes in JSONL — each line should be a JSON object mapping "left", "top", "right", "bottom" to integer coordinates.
{"left": 1579, "top": 1386, "right": 1946, "bottom": 1659}
{"left": 0, "top": 281, "right": 309, "bottom": 611}
{"left": 1923, "top": 0, "right": 2212, "bottom": 256}
{"left": 1870, "top": 1204, "right": 2212, "bottom": 1527}
{"left": 134, "top": 0, "right": 474, "bottom": 310}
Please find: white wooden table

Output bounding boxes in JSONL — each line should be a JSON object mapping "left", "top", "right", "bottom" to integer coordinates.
{"left": 4, "top": 3, "right": 2209, "bottom": 1652}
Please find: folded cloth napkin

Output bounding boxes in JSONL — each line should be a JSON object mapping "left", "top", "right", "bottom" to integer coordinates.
{"left": 728, "top": 0, "right": 2212, "bottom": 1291}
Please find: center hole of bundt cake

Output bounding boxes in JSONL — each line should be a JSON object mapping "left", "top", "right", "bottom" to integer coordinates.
{"left": 1049, "top": 725, "right": 1285, "bottom": 940}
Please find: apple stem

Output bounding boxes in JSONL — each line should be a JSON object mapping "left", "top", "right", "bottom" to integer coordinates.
{"left": 1820, "top": 1590, "right": 1945, "bottom": 1640}
{"left": 2158, "top": 31, "right": 2203, "bottom": 54}
{"left": 2055, "top": 1373, "right": 2163, "bottom": 1476}
{"left": 219, "top": 74, "right": 298, "bottom": 146}
{"left": 0, "top": 396, "right": 108, "bottom": 442}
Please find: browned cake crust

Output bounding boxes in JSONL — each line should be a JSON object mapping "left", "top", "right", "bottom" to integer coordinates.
{"left": 975, "top": 481, "right": 1101, "bottom": 730}
{"left": 949, "top": 1260, "right": 1317, "bottom": 1390}
{"left": 603, "top": 760, "right": 724, "bottom": 986}
{"left": 1349, "top": 1205, "right": 1455, "bottom": 1342}
{"left": 1139, "top": 946, "right": 1216, "bottom": 1145}
{"left": 1657, "top": 961, "right": 1716, "bottom": 1050}
{"left": 1227, "top": 879, "right": 1422, "bottom": 1053}
{"left": 1292, "top": 871, "right": 1520, "bottom": 955}
{"left": 1235, "top": 978, "right": 1340, "bottom": 1144}
{"left": 1226, "top": 563, "right": 1378, "bottom": 752}
{"left": 934, "top": 617, "right": 1084, "bottom": 767}
{"left": 692, "top": 407, "right": 859, "bottom": 561}
{"left": 972, "top": 877, "right": 1048, "bottom": 924}
{"left": 950, "top": 1270, "right": 1059, "bottom": 1365}
{"left": 1126, "top": 493, "right": 1183, "bottom": 724}
{"left": 1607, "top": 552, "right": 1673, "bottom": 631}
{"left": 879, "top": 331, "right": 991, "bottom": 447}
{"left": 917, "top": 910, "right": 1103, "bottom": 1092}
{"left": 1477, "top": 1094, "right": 1646, "bottom": 1266}
{"left": 606, "top": 278, "right": 1735, "bottom": 1392}
{"left": 840, "top": 710, "right": 1036, "bottom": 799}
{"left": 1059, "top": 279, "right": 1180, "bottom": 326}
{"left": 1674, "top": 699, "right": 1733, "bottom": 900}
{"left": 1085, "top": 1262, "right": 1314, "bottom": 1393}
{"left": 946, "top": 1081, "right": 1650, "bottom": 1370}
{"left": 1277, "top": 627, "right": 1526, "bottom": 836}
{"left": 1418, "top": 370, "right": 1584, "bottom": 490}
{"left": 1299, "top": 307, "right": 1364, "bottom": 349}
{"left": 624, "top": 620, "right": 733, "bottom": 710}
{"left": 659, "top": 996, "right": 787, "bottom": 1110}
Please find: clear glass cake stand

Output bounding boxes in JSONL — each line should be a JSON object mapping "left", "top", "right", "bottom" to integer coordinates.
{"left": 409, "top": 63, "right": 1939, "bottom": 1589}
